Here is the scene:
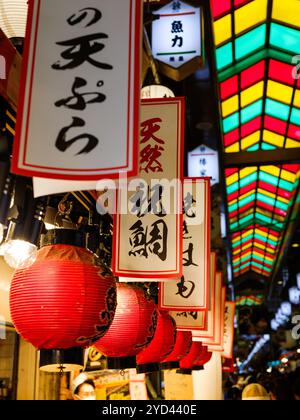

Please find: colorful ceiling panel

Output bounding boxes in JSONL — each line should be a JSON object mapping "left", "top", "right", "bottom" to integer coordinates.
{"left": 236, "top": 295, "right": 264, "bottom": 306}
{"left": 225, "top": 164, "right": 300, "bottom": 277}
{"left": 212, "top": 0, "right": 300, "bottom": 278}
{"left": 212, "top": 0, "right": 300, "bottom": 153}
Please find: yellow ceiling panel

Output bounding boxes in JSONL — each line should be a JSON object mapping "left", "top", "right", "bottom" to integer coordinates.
{"left": 272, "top": 0, "right": 300, "bottom": 29}
{"left": 241, "top": 131, "right": 261, "bottom": 150}
{"left": 267, "top": 80, "right": 293, "bottom": 105}
{"left": 214, "top": 14, "right": 232, "bottom": 46}
{"left": 263, "top": 130, "right": 285, "bottom": 147}
{"left": 235, "top": 0, "right": 268, "bottom": 35}
{"left": 222, "top": 95, "right": 239, "bottom": 118}
{"left": 241, "top": 82, "right": 264, "bottom": 108}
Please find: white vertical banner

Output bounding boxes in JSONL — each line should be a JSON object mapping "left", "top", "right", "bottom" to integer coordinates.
{"left": 12, "top": 0, "right": 142, "bottom": 180}
{"left": 159, "top": 178, "right": 210, "bottom": 311}
{"left": 192, "top": 272, "right": 223, "bottom": 341}
{"left": 222, "top": 302, "right": 236, "bottom": 359}
{"left": 207, "top": 287, "right": 226, "bottom": 352}
{"left": 113, "top": 98, "right": 185, "bottom": 279}
{"left": 168, "top": 253, "right": 216, "bottom": 332}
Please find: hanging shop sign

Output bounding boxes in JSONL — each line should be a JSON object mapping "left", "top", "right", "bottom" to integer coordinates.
{"left": 192, "top": 272, "right": 223, "bottom": 341}
{"left": 159, "top": 178, "right": 210, "bottom": 311}
{"left": 169, "top": 310, "right": 206, "bottom": 332}
{"left": 221, "top": 302, "right": 236, "bottom": 359}
{"left": 188, "top": 145, "right": 219, "bottom": 186}
{"left": 168, "top": 252, "right": 216, "bottom": 331}
{"left": 112, "top": 97, "right": 184, "bottom": 279}
{"left": 11, "top": 0, "right": 142, "bottom": 180}
{"left": 152, "top": 1, "right": 202, "bottom": 81}
{"left": 202, "top": 286, "right": 226, "bottom": 353}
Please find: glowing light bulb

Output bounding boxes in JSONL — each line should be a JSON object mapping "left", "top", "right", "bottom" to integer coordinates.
{"left": 281, "top": 302, "right": 292, "bottom": 317}
{"left": 3, "top": 240, "right": 37, "bottom": 269}
{"left": 281, "top": 358, "right": 288, "bottom": 364}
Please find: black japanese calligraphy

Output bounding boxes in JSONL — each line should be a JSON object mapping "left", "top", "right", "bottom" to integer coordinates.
{"left": 171, "top": 21, "right": 183, "bottom": 33}
{"left": 55, "top": 77, "right": 106, "bottom": 110}
{"left": 183, "top": 243, "right": 198, "bottom": 267}
{"left": 52, "top": 33, "right": 113, "bottom": 70}
{"left": 129, "top": 219, "right": 168, "bottom": 261}
{"left": 176, "top": 276, "right": 195, "bottom": 299}
{"left": 172, "top": 1, "right": 182, "bottom": 11}
{"left": 176, "top": 311, "right": 198, "bottom": 320}
{"left": 55, "top": 117, "right": 99, "bottom": 155}
{"left": 184, "top": 192, "right": 196, "bottom": 218}
{"left": 129, "top": 184, "right": 166, "bottom": 217}
{"left": 172, "top": 35, "right": 183, "bottom": 48}
{"left": 67, "top": 7, "right": 102, "bottom": 27}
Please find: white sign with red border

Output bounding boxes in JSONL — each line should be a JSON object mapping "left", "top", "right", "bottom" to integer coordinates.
{"left": 112, "top": 98, "right": 184, "bottom": 279}
{"left": 12, "top": 0, "right": 142, "bottom": 180}
{"left": 159, "top": 178, "right": 210, "bottom": 311}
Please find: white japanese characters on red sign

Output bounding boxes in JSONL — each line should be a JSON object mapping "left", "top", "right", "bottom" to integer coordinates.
{"left": 12, "top": 0, "right": 142, "bottom": 180}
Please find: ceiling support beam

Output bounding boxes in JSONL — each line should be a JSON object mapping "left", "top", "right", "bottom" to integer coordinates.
{"left": 224, "top": 148, "right": 300, "bottom": 168}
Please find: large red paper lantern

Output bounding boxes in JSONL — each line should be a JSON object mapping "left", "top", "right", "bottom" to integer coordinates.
{"left": 178, "top": 341, "right": 203, "bottom": 374}
{"left": 160, "top": 331, "right": 192, "bottom": 370}
{"left": 10, "top": 242, "right": 117, "bottom": 350}
{"left": 94, "top": 283, "right": 157, "bottom": 369}
{"left": 136, "top": 311, "right": 176, "bottom": 373}
{"left": 193, "top": 346, "right": 212, "bottom": 371}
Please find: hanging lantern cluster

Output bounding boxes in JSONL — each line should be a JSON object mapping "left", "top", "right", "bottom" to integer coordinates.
{"left": 94, "top": 283, "right": 157, "bottom": 370}
{"left": 178, "top": 341, "right": 203, "bottom": 374}
{"left": 193, "top": 346, "right": 212, "bottom": 371}
{"left": 10, "top": 230, "right": 117, "bottom": 356}
{"left": 160, "top": 331, "right": 192, "bottom": 370}
{"left": 136, "top": 311, "right": 177, "bottom": 373}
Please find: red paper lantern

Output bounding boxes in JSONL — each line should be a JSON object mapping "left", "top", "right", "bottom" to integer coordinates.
{"left": 94, "top": 283, "right": 157, "bottom": 369}
{"left": 160, "top": 331, "right": 192, "bottom": 370}
{"left": 193, "top": 346, "right": 212, "bottom": 371}
{"left": 178, "top": 341, "right": 203, "bottom": 374}
{"left": 10, "top": 244, "right": 117, "bottom": 350}
{"left": 136, "top": 311, "right": 176, "bottom": 373}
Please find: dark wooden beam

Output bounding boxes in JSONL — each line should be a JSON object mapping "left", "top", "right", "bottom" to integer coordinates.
{"left": 224, "top": 148, "right": 300, "bottom": 168}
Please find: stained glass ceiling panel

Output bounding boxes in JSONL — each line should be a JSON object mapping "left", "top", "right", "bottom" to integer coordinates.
{"left": 212, "top": 0, "right": 300, "bottom": 153}
{"left": 211, "top": 0, "right": 300, "bottom": 279}
{"left": 225, "top": 164, "right": 300, "bottom": 278}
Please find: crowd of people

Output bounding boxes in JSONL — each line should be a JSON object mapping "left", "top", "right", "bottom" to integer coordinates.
{"left": 224, "top": 368, "right": 300, "bottom": 400}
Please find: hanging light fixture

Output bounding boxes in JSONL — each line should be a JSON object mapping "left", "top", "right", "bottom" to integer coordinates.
{"left": 0, "top": 0, "right": 28, "bottom": 39}
{"left": 160, "top": 331, "right": 192, "bottom": 370}
{"left": 136, "top": 311, "right": 176, "bottom": 374}
{"left": 39, "top": 347, "right": 85, "bottom": 373}
{"left": 141, "top": 85, "right": 175, "bottom": 99}
{"left": 2, "top": 178, "right": 45, "bottom": 269}
{"left": 177, "top": 341, "right": 203, "bottom": 375}
{"left": 10, "top": 229, "right": 117, "bottom": 371}
{"left": 94, "top": 283, "right": 157, "bottom": 370}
